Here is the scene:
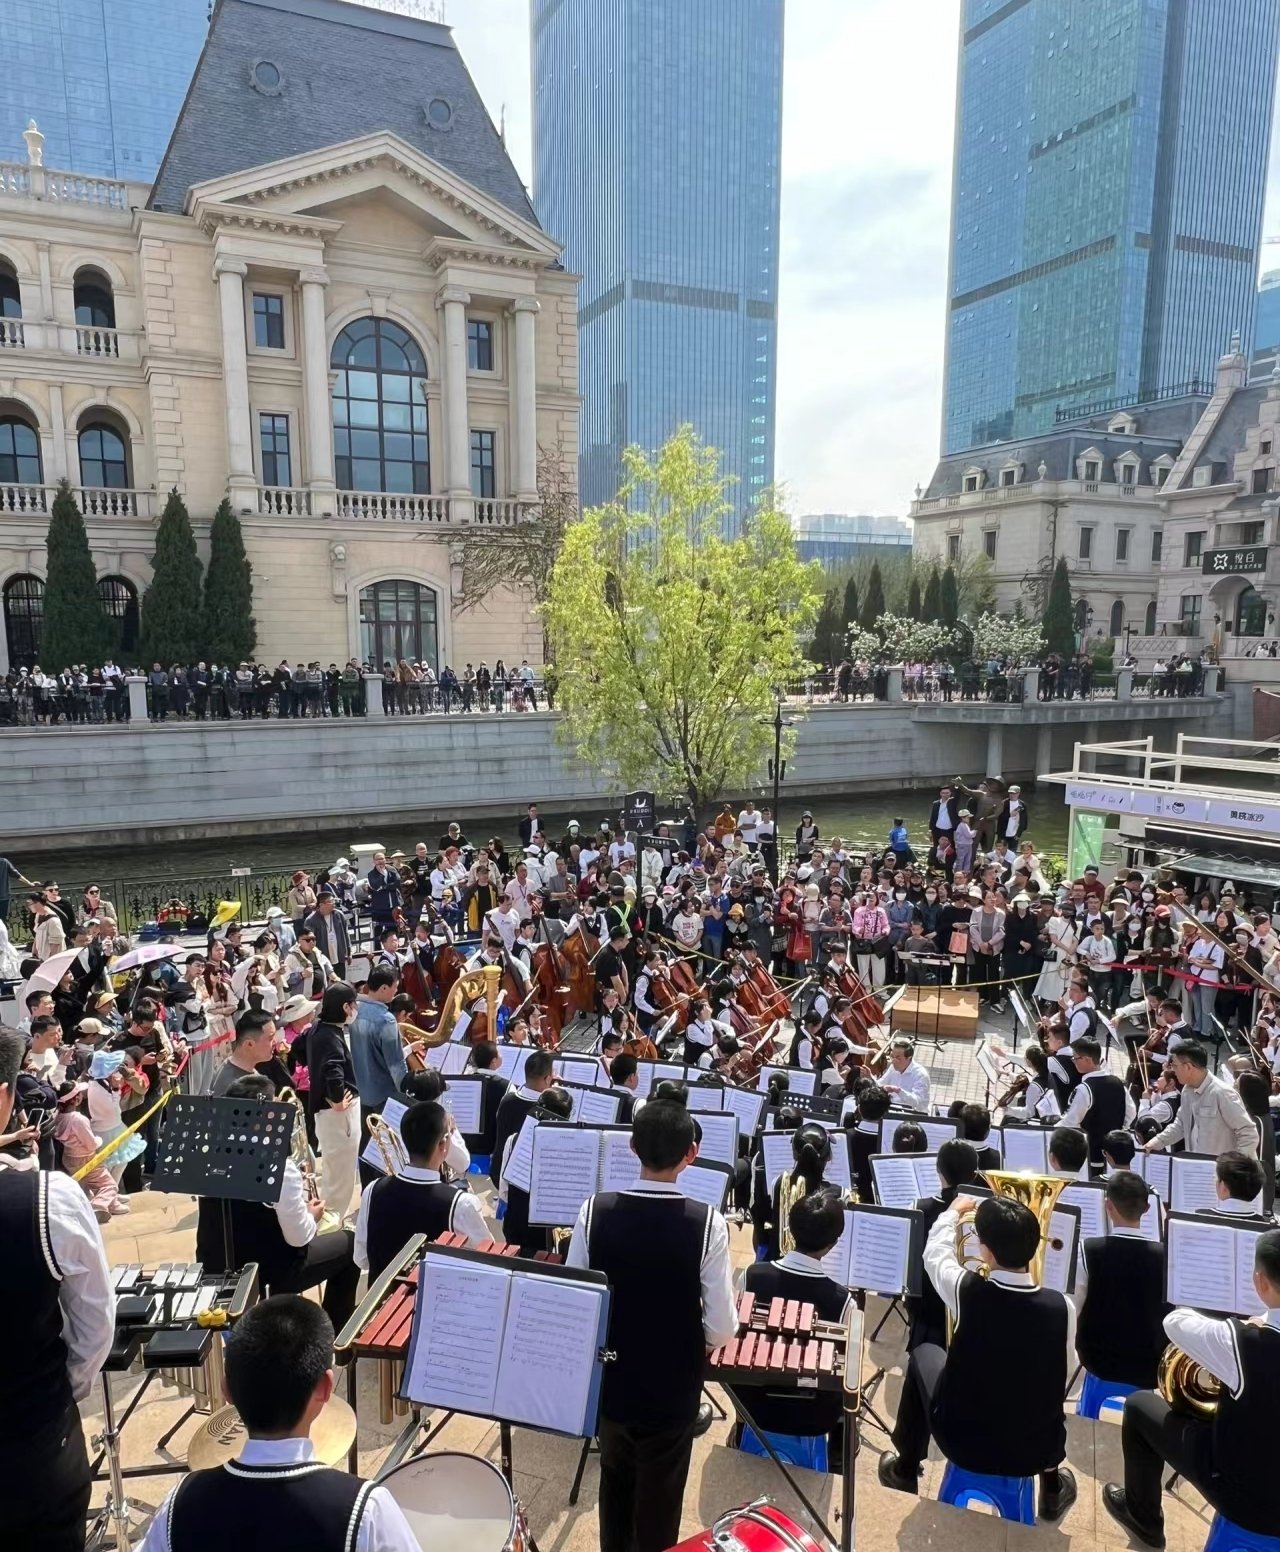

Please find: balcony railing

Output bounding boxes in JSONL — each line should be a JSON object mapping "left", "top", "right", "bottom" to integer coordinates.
{"left": 257, "top": 486, "right": 312, "bottom": 517}
{"left": 0, "top": 484, "right": 152, "bottom": 517}
{"left": 911, "top": 476, "right": 1159, "bottom": 515}
{"left": 0, "top": 160, "right": 130, "bottom": 209}
{"left": 0, "top": 318, "right": 23, "bottom": 348}
{"left": 76, "top": 324, "right": 120, "bottom": 358}
{"left": 474, "top": 498, "right": 533, "bottom": 526}
{"left": 335, "top": 491, "right": 452, "bottom": 523}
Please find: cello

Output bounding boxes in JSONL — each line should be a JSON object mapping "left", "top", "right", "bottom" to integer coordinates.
{"left": 531, "top": 919, "right": 572, "bottom": 1046}
{"left": 561, "top": 920, "right": 599, "bottom": 1020}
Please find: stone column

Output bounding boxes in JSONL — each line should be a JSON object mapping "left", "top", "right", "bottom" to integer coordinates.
{"left": 363, "top": 673, "right": 385, "bottom": 717}
{"left": 46, "top": 383, "right": 68, "bottom": 482}
{"left": 1202, "top": 667, "right": 1221, "bottom": 695}
{"left": 1117, "top": 667, "right": 1134, "bottom": 700}
{"left": 511, "top": 296, "right": 540, "bottom": 501}
{"left": 885, "top": 666, "right": 903, "bottom": 701}
{"left": 1035, "top": 725, "right": 1053, "bottom": 781}
{"left": 214, "top": 258, "right": 256, "bottom": 502}
{"left": 438, "top": 285, "right": 472, "bottom": 513}
{"left": 299, "top": 266, "right": 336, "bottom": 516}
{"left": 985, "top": 724, "right": 1004, "bottom": 779}
{"left": 126, "top": 675, "right": 149, "bottom": 722}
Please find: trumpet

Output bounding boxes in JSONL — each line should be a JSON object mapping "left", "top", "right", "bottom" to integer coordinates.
{"left": 366, "top": 1112, "right": 408, "bottom": 1177}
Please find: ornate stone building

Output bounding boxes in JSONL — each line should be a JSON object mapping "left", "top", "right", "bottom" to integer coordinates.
{"left": 0, "top": 0, "right": 578, "bottom": 673}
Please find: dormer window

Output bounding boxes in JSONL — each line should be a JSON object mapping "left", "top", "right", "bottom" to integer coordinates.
{"left": 1077, "top": 447, "right": 1103, "bottom": 483}
{"left": 962, "top": 466, "right": 985, "bottom": 494}
{"left": 1108, "top": 413, "right": 1137, "bottom": 435}
{"left": 1000, "top": 468, "right": 1015, "bottom": 487}
{"left": 1114, "top": 453, "right": 1140, "bottom": 486}
{"left": 1084, "top": 460, "right": 1101, "bottom": 482}
{"left": 1152, "top": 454, "right": 1174, "bottom": 489}
{"left": 1252, "top": 466, "right": 1271, "bottom": 495}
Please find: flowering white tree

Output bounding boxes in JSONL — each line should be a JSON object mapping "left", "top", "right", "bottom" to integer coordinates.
{"left": 972, "top": 611, "right": 1045, "bottom": 664}
{"left": 844, "top": 624, "right": 882, "bottom": 660}
{"left": 877, "top": 613, "right": 956, "bottom": 662}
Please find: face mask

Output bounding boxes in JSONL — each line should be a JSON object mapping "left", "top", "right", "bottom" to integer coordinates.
{"left": 895, "top": 892, "right": 906, "bottom": 901}
{"left": 925, "top": 892, "right": 937, "bottom": 903}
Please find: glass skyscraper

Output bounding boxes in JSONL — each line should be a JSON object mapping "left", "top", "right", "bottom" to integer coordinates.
{"left": 531, "top": 0, "right": 783, "bottom": 527}
{"left": 0, "top": 0, "right": 210, "bottom": 180}
{"left": 943, "top": 0, "right": 1280, "bottom": 456}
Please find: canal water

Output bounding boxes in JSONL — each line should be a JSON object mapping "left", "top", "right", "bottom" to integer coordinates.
{"left": 23, "top": 790, "right": 1073, "bottom": 885}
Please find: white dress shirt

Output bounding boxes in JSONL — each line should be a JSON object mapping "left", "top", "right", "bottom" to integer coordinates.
{"left": 565, "top": 1179, "right": 738, "bottom": 1348}
{"left": 1062, "top": 1070, "right": 1137, "bottom": 1130}
{"left": 139, "top": 1437, "right": 420, "bottom": 1552}
{"left": 925, "top": 1205, "right": 1076, "bottom": 1367}
{"left": 44, "top": 1172, "right": 115, "bottom": 1402}
{"left": 1162, "top": 1306, "right": 1280, "bottom": 1397}
{"left": 353, "top": 1165, "right": 490, "bottom": 1271}
{"left": 274, "top": 1159, "right": 319, "bottom": 1249}
{"left": 878, "top": 1059, "right": 931, "bottom": 1113}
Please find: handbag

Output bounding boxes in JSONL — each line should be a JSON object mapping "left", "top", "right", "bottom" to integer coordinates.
{"left": 786, "top": 924, "right": 810, "bottom": 962}
{"left": 948, "top": 926, "right": 969, "bottom": 956}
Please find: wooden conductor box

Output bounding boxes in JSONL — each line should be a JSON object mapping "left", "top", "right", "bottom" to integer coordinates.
{"left": 889, "top": 986, "right": 980, "bottom": 1040}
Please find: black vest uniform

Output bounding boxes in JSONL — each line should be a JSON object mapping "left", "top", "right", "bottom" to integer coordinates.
{"left": 1076, "top": 1235, "right": 1168, "bottom": 1387}
{"left": 196, "top": 1195, "right": 303, "bottom": 1287}
{"left": 365, "top": 1174, "right": 466, "bottom": 1280}
{"left": 490, "top": 1087, "right": 538, "bottom": 1188}
{"left": 1047, "top": 1048, "right": 1082, "bottom": 1111}
{"left": 1078, "top": 1070, "right": 1127, "bottom": 1164}
{"left": 476, "top": 1071, "right": 510, "bottom": 1157}
{"left": 736, "top": 1259, "right": 848, "bottom": 1436}
{"left": 906, "top": 1193, "right": 954, "bottom": 1351}
{"left": 933, "top": 1274, "right": 1068, "bottom": 1476}
{"left": 586, "top": 1191, "right": 711, "bottom": 1426}
{"left": 166, "top": 1457, "right": 374, "bottom": 1552}
{"left": 1203, "top": 1321, "right": 1280, "bottom": 1532}
{"left": 613, "top": 1088, "right": 636, "bottom": 1124}
{"left": 849, "top": 1125, "right": 880, "bottom": 1203}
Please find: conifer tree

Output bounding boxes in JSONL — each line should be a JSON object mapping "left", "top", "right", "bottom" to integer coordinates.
{"left": 808, "top": 588, "right": 842, "bottom": 667}
{"left": 841, "top": 574, "right": 859, "bottom": 638}
{"left": 940, "top": 565, "right": 959, "bottom": 626}
{"left": 859, "top": 561, "right": 885, "bottom": 629}
{"left": 1041, "top": 556, "right": 1075, "bottom": 657}
{"left": 139, "top": 488, "right": 204, "bottom": 664}
{"left": 202, "top": 498, "right": 256, "bottom": 665}
{"left": 41, "top": 480, "right": 110, "bottom": 670}
{"left": 907, "top": 575, "right": 922, "bottom": 621}
{"left": 922, "top": 567, "right": 942, "bottom": 622}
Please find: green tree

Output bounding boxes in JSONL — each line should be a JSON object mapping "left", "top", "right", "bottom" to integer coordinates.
{"left": 940, "top": 565, "right": 959, "bottom": 626}
{"left": 543, "top": 427, "right": 822, "bottom": 808}
{"left": 922, "top": 567, "right": 941, "bottom": 622}
{"left": 859, "top": 561, "right": 885, "bottom": 629}
{"left": 1041, "top": 556, "right": 1075, "bottom": 657}
{"left": 906, "top": 575, "right": 922, "bottom": 621}
{"left": 41, "top": 481, "right": 110, "bottom": 670}
{"left": 841, "top": 574, "right": 859, "bottom": 638}
{"left": 808, "top": 588, "right": 843, "bottom": 667}
{"left": 139, "top": 488, "right": 204, "bottom": 664}
{"left": 202, "top": 498, "right": 256, "bottom": 665}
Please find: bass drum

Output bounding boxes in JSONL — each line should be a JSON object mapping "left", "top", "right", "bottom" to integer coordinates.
{"left": 666, "top": 1501, "right": 826, "bottom": 1552}
{"left": 379, "top": 1451, "right": 528, "bottom": 1552}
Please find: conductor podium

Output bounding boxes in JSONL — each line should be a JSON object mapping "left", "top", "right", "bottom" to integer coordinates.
{"left": 889, "top": 985, "right": 979, "bottom": 1040}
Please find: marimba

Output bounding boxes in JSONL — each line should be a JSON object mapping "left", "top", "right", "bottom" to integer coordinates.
{"left": 706, "top": 1292, "right": 847, "bottom": 1391}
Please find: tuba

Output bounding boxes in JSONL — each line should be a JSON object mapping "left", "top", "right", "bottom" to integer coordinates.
{"left": 948, "top": 1170, "right": 1072, "bottom": 1342}
{"left": 777, "top": 1168, "right": 808, "bottom": 1258}
{"left": 1157, "top": 1344, "right": 1221, "bottom": 1418}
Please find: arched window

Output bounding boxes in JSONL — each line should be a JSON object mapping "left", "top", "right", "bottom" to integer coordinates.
{"left": 358, "top": 579, "right": 438, "bottom": 673}
{"left": 1144, "top": 600, "right": 1157, "bottom": 635}
{"left": 73, "top": 270, "right": 115, "bottom": 329}
{"left": 1235, "top": 584, "right": 1266, "bottom": 638}
{"left": 98, "top": 575, "right": 139, "bottom": 656}
{"left": 0, "top": 262, "right": 19, "bottom": 319}
{"left": 78, "top": 421, "right": 129, "bottom": 488}
{"left": 4, "top": 573, "right": 44, "bottom": 668}
{"left": 1108, "top": 600, "right": 1124, "bottom": 637}
{"left": 331, "top": 318, "right": 429, "bottom": 494}
{"left": 0, "top": 416, "right": 42, "bottom": 486}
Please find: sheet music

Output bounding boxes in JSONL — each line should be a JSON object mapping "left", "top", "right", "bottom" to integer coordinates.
{"left": 677, "top": 1161, "right": 732, "bottom": 1210}
{"left": 490, "top": 1044, "right": 532, "bottom": 1087}
{"left": 451, "top": 1010, "right": 472, "bottom": 1045}
{"left": 1138, "top": 1151, "right": 1172, "bottom": 1201}
{"left": 529, "top": 1128, "right": 603, "bottom": 1226}
{"left": 685, "top": 1085, "right": 726, "bottom": 1112}
{"left": 1000, "top": 1126, "right": 1049, "bottom": 1173}
{"left": 440, "top": 1078, "right": 483, "bottom": 1136}
{"left": 757, "top": 1066, "right": 818, "bottom": 1096}
{"left": 1060, "top": 1182, "right": 1107, "bottom": 1242}
{"left": 985, "top": 1127, "right": 1003, "bottom": 1161}
{"left": 361, "top": 1096, "right": 407, "bottom": 1174}
{"left": 426, "top": 1041, "right": 471, "bottom": 1076}
{"left": 493, "top": 1272, "right": 606, "bottom": 1435}
{"left": 1170, "top": 1155, "right": 1222, "bottom": 1215}
{"left": 555, "top": 1055, "right": 604, "bottom": 1088}
{"left": 881, "top": 1116, "right": 959, "bottom": 1154}
{"left": 974, "top": 1040, "right": 1003, "bottom": 1088}
{"left": 575, "top": 1087, "right": 622, "bottom": 1125}
{"left": 692, "top": 1111, "right": 739, "bottom": 1167}
{"left": 629, "top": 1061, "right": 657, "bottom": 1098}
{"left": 502, "top": 1115, "right": 539, "bottom": 1194}
{"left": 1137, "top": 1194, "right": 1164, "bottom": 1243}
{"left": 721, "top": 1087, "right": 765, "bottom": 1137}
{"left": 848, "top": 1205, "right": 916, "bottom": 1296}
{"left": 600, "top": 1128, "right": 643, "bottom": 1194}
{"left": 1041, "top": 1206, "right": 1080, "bottom": 1295}
{"left": 1234, "top": 1228, "right": 1268, "bottom": 1317}
{"left": 347, "top": 954, "right": 372, "bottom": 985}
{"left": 820, "top": 1209, "right": 854, "bottom": 1286}
{"left": 654, "top": 1062, "right": 688, "bottom": 1084}
{"left": 910, "top": 1155, "right": 941, "bottom": 1197}
{"left": 403, "top": 1256, "right": 509, "bottom": 1414}
{"left": 1167, "top": 1216, "right": 1268, "bottom": 1316}
{"left": 870, "top": 1154, "right": 922, "bottom": 1210}
{"left": 760, "top": 1128, "right": 849, "bottom": 1193}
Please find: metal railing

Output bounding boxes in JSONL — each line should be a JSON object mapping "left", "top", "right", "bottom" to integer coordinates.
{"left": 32, "top": 869, "right": 316, "bottom": 937}
{"left": 1052, "top": 377, "right": 1211, "bottom": 424}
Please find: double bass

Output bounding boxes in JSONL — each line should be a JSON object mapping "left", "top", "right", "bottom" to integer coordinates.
{"left": 530, "top": 918, "right": 572, "bottom": 1046}
{"left": 561, "top": 920, "right": 599, "bottom": 1020}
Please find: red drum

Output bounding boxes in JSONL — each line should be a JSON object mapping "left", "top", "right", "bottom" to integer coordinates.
{"left": 666, "top": 1500, "right": 826, "bottom": 1552}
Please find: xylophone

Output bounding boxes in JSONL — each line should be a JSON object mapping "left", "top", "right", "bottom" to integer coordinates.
{"left": 706, "top": 1292, "right": 847, "bottom": 1391}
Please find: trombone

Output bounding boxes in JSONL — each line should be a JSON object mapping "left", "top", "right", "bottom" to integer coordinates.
{"left": 366, "top": 1112, "right": 408, "bottom": 1177}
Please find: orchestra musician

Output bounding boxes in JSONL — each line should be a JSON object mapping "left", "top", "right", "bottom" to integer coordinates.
{"left": 1061, "top": 1035, "right": 1136, "bottom": 1168}
{"left": 1196, "top": 1151, "right": 1271, "bottom": 1223}
{"left": 468, "top": 1041, "right": 509, "bottom": 1160}
{"left": 609, "top": 1053, "right": 640, "bottom": 1122}
{"left": 138, "top": 1296, "right": 418, "bottom": 1552}
{"left": 633, "top": 948, "right": 665, "bottom": 1036}
{"left": 1073, "top": 1170, "right": 1169, "bottom": 1391}
{"left": 684, "top": 997, "right": 732, "bottom": 1068}
{"left": 0, "top": 1027, "right": 114, "bottom": 1552}
{"left": 905, "top": 1138, "right": 980, "bottom": 1352}
{"left": 791, "top": 1009, "right": 824, "bottom": 1072}
{"left": 878, "top": 1195, "right": 1078, "bottom": 1522}
{"left": 565, "top": 1100, "right": 736, "bottom": 1552}
{"left": 488, "top": 1047, "right": 554, "bottom": 1189}
{"left": 877, "top": 1039, "right": 931, "bottom": 1113}
{"left": 1043, "top": 1023, "right": 1082, "bottom": 1113}
{"left": 1103, "top": 1229, "right": 1280, "bottom": 1547}
{"left": 847, "top": 1083, "right": 892, "bottom": 1201}
{"left": 353, "top": 1100, "right": 489, "bottom": 1279}
{"left": 195, "top": 1075, "right": 361, "bottom": 1329}
{"left": 1048, "top": 1125, "right": 1089, "bottom": 1178}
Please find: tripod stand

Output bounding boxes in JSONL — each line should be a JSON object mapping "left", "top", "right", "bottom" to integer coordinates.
{"left": 85, "top": 1375, "right": 149, "bottom": 1552}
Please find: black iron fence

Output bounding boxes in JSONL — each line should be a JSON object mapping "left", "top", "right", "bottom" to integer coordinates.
{"left": 52, "top": 867, "right": 323, "bottom": 936}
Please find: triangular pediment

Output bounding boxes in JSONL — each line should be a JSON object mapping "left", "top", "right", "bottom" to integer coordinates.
{"left": 187, "top": 132, "right": 559, "bottom": 260}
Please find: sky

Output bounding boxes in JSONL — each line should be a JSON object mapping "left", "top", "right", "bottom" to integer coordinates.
{"left": 449, "top": 0, "right": 1280, "bottom": 522}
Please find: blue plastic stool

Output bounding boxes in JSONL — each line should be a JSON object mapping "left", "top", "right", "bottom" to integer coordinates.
{"left": 1077, "top": 1372, "right": 1139, "bottom": 1420}
{"left": 754, "top": 1245, "right": 770, "bottom": 1262}
{"left": 738, "top": 1426, "right": 828, "bottom": 1474}
{"left": 495, "top": 1198, "right": 507, "bottom": 1221}
{"left": 1203, "top": 1515, "right": 1280, "bottom": 1552}
{"left": 468, "top": 1156, "right": 492, "bottom": 1176}
{"left": 938, "top": 1463, "right": 1036, "bottom": 1525}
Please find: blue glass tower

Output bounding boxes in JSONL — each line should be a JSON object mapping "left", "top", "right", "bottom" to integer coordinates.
{"left": 0, "top": 0, "right": 210, "bottom": 180}
{"left": 531, "top": 0, "right": 783, "bottom": 528}
{"left": 943, "top": 0, "right": 1280, "bottom": 456}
